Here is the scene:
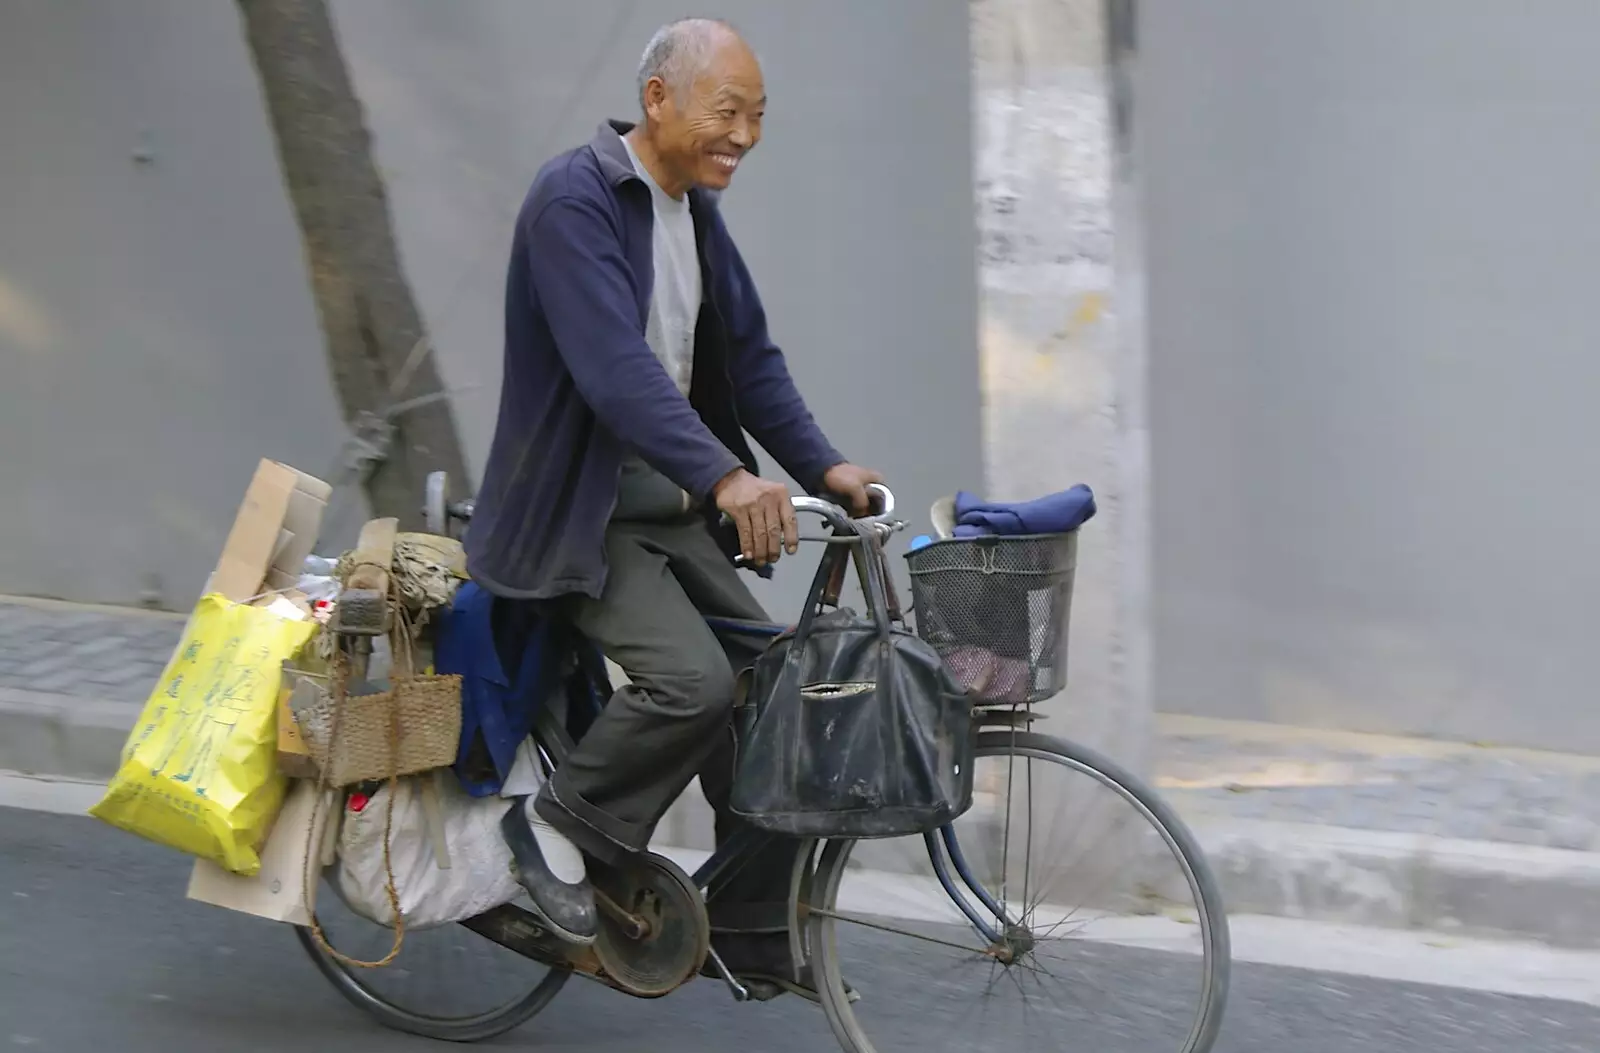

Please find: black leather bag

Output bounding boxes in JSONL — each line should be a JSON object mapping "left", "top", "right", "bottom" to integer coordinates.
{"left": 730, "top": 529, "right": 976, "bottom": 839}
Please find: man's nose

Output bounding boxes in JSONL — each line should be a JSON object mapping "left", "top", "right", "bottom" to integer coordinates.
{"left": 728, "top": 118, "right": 754, "bottom": 149}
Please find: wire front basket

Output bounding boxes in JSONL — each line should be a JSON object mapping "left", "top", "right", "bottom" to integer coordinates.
{"left": 906, "top": 532, "right": 1078, "bottom": 704}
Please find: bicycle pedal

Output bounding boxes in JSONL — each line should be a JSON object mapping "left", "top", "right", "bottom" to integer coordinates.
{"left": 735, "top": 978, "right": 785, "bottom": 1002}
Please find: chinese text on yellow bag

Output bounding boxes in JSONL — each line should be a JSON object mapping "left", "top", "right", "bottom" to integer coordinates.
{"left": 90, "top": 594, "right": 316, "bottom": 875}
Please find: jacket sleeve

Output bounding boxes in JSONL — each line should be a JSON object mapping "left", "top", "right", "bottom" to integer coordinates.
{"left": 524, "top": 194, "right": 744, "bottom": 501}
{"left": 711, "top": 218, "right": 847, "bottom": 493}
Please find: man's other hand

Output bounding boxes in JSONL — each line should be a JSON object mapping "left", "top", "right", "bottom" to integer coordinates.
{"left": 822, "top": 463, "right": 886, "bottom": 516}
{"left": 714, "top": 469, "right": 799, "bottom": 566}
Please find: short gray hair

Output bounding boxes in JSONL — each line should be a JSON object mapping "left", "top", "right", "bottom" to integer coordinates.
{"left": 636, "top": 18, "right": 741, "bottom": 109}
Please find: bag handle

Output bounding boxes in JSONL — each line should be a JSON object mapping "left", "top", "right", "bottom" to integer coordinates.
{"left": 849, "top": 528, "right": 901, "bottom": 640}
{"left": 820, "top": 536, "right": 852, "bottom": 607}
{"left": 879, "top": 549, "right": 906, "bottom": 623}
{"left": 789, "top": 532, "right": 856, "bottom": 649}
{"left": 388, "top": 601, "right": 423, "bottom": 683}
{"left": 300, "top": 587, "right": 407, "bottom": 969}
{"left": 848, "top": 527, "right": 909, "bottom": 775}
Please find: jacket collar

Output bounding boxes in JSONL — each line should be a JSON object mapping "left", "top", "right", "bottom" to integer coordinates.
{"left": 590, "top": 120, "right": 723, "bottom": 209}
{"left": 591, "top": 119, "right": 641, "bottom": 186}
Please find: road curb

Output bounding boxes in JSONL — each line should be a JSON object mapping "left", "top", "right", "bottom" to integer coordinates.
{"left": 10, "top": 685, "right": 1599, "bottom": 950}
{"left": 1195, "top": 817, "right": 1600, "bottom": 950}
{"left": 0, "top": 688, "right": 139, "bottom": 782}
{"left": 653, "top": 794, "right": 1600, "bottom": 950}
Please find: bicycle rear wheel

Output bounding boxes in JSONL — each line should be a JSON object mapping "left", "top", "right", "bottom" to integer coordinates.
{"left": 298, "top": 876, "right": 569, "bottom": 1043}
{"left": 803, "top": 729, "right": 1230, "bottom": 1053}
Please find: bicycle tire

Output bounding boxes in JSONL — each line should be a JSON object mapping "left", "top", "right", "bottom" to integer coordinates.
{"left": 806, "top": 729, "right": 1232, "bottom": 1053}
{"left": 296, "top": 922, "right": 570, "bottom": 1043}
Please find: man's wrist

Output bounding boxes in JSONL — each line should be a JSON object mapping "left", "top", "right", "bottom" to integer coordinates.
{"left": 711, "top": 466, "right": 749, "bottom": 500}
{"left": 814, "top": 459, "right": 847, "bottom": 493}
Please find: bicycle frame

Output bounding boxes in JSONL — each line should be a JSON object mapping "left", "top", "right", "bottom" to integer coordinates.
{"left": 532, "top": 606, "right": 1020, "bottom": 956}
{"left": 471, "top": 482, "right": 1022, "bottom": 973}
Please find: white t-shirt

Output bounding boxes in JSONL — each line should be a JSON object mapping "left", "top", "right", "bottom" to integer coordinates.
{"left": 613, "top": 135, "right": 705, "bottom": 520}
{"left": 622, "top": 135, "right": 701, "bottom": 396}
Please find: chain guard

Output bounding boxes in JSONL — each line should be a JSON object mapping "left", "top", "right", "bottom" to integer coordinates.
{"left": 591, "top": 852, "right": 710, "bottom": 998}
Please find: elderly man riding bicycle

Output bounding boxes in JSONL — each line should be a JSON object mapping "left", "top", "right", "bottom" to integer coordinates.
{"left": 467, "top": 17, "right": 881, "bottom": 999}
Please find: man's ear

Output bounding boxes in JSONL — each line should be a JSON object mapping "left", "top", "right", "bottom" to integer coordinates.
{"left": 642, "top": 77, "right": 670, "bottom": 123}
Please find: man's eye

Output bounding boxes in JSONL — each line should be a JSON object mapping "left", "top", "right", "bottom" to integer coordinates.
{"left": 719, "top": 109, "right": 737, "bottom": 119}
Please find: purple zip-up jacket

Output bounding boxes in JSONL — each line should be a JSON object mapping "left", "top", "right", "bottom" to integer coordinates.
{"left": 466, "top": 121, "right": 846, "bottom": 600}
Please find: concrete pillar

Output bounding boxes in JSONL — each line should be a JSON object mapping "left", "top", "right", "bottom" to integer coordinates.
{"left": 973, "top": 0, "right": 1151, "bottom": 778}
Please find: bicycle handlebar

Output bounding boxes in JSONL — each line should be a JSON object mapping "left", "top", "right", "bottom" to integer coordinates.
{"left": 434, "top": 476, "right": 897, "bottom": 541}
{"left": 728, "top": 484, "right": 899, "bottom": 567}
{"left": 790, "top": 483, "right": 897, "bottom": 532}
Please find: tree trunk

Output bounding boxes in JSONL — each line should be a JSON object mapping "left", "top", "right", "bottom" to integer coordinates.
{"left": 235, "top": 0, "right": 469, "bottom": 527}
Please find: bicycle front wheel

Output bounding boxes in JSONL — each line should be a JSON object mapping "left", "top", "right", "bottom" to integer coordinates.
{"left": 803, "top": 729, "right": 1230, "bottom": 1053}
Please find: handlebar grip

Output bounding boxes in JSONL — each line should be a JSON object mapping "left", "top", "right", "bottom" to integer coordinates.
{"left": 724, "top": 485, "right": 898, "bottom": 567}
{"left": 864, "top": 482, "right": 895, "bottom": 518}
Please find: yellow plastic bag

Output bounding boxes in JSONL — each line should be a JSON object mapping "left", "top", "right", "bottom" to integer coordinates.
{"left": 90, "top": 593, "right": 317, "bottom": 875}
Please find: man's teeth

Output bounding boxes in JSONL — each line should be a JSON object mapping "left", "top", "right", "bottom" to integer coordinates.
{"left": 712, "top": 154, "right": 739, "bottom": 170}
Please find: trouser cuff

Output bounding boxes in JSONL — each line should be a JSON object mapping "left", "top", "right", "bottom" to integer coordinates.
{"left": 534, "top": 777, "right": 649, "bottom": 868}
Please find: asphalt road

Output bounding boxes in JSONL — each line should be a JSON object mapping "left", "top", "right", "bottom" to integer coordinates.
{"left": 4, "top": 806, "right": 1598, "bottom": 1053}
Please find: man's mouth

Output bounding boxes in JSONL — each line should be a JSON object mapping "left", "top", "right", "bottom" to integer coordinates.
{"left": 710, "top": 152, "right": 741, "bottom": 173}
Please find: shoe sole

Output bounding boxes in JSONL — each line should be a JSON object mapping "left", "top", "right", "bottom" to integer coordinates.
{"left": 516, "top": 893, "right": 597, "bottom": 947}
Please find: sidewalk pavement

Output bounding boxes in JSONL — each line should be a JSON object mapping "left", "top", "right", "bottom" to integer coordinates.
{"left": 4, "top": 594, "right": 1599, "bottom": 948}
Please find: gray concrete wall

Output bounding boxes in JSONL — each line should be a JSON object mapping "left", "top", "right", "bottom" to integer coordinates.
{"left": 0, "top": 0, "right": 980, "bottom": 620}
{"left": 0, "top": 0, "right": 350, "bottom": 609}
{"left": 25, "top": 0, "right": 1583, "bottom": 758}
{"left": 1142, "top": 1, "right": 1600, "bottom": 752}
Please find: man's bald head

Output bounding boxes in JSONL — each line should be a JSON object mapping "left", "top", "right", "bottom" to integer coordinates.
{"left": 636, "top": 18, "right": 750, "bottom": 109}
{"left": 628, "top": 17, "right": 765, "bottom": 197}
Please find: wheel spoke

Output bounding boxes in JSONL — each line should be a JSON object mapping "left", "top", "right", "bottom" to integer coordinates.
{"left": 806, "top": 905, "right": 989, "bottom": 957}
{"left": 1021, "top": 753, "right": 1035, "bottom": 926}
{"left": 999, "top": 725, "right": 1018, "bottom": 913}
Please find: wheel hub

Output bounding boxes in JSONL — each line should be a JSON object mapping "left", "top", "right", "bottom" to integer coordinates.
{"left": 985, "top": 923, "right": 1037, "bottom": 966}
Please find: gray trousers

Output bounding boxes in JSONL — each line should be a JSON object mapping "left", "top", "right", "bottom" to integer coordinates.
{"left": 535, "top": 515, "right": 799, "bottom": 934}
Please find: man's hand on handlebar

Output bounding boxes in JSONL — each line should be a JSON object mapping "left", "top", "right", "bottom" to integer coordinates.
{"left": 713, "top": 468, "right": 800, "bottom": 567}
{"left": 822, "top": 463, "right": 887, "bottom": 516}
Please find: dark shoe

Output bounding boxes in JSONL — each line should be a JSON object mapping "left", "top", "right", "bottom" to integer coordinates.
{"left": 701, "top": 932, "right": 860, "bottom": 1005}
{"left": 499, "top": 801, "right": 597, "bottom": 946}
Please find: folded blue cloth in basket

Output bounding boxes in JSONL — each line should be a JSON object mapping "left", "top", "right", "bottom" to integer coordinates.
{"left": 951, "top": 484, "right": 1097, "bottom": 538}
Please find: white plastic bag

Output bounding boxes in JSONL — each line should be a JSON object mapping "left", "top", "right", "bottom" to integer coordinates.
{"left": 335, "top": 772, "right": 522, "bottom": 931}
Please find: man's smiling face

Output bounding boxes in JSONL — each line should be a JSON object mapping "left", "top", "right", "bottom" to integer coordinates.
{"left": 645, "top": 33, "right": 765, "bottom": 194}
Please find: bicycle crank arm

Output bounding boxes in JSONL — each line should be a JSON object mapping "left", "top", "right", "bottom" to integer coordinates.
{"left": 459, "top": 905, "right": 620, "bottom": 988}
{"left": 460, "top": 904, "right": 690, "bottom": 1000}
{"left": 702, "top": 946, "right": 752, "bottom": 1002}
{"left": 460, "top": 904, "right": 579, "bottom": 967}
{"left": 593, "top": 887, "right": 651, "bottom": 940}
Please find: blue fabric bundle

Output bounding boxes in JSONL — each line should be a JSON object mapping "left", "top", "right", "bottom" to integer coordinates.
{"left": 950, "top": 484, "right": 1096, "bottom": 538}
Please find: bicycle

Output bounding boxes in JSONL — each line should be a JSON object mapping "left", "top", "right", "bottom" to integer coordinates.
{"left": 297, "top": 475, "right": 1231, "bottom": 1053}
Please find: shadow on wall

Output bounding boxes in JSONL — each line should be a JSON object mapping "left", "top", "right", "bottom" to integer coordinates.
{"left": 0, "top": 274, "right": 58, "bottom": 358}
